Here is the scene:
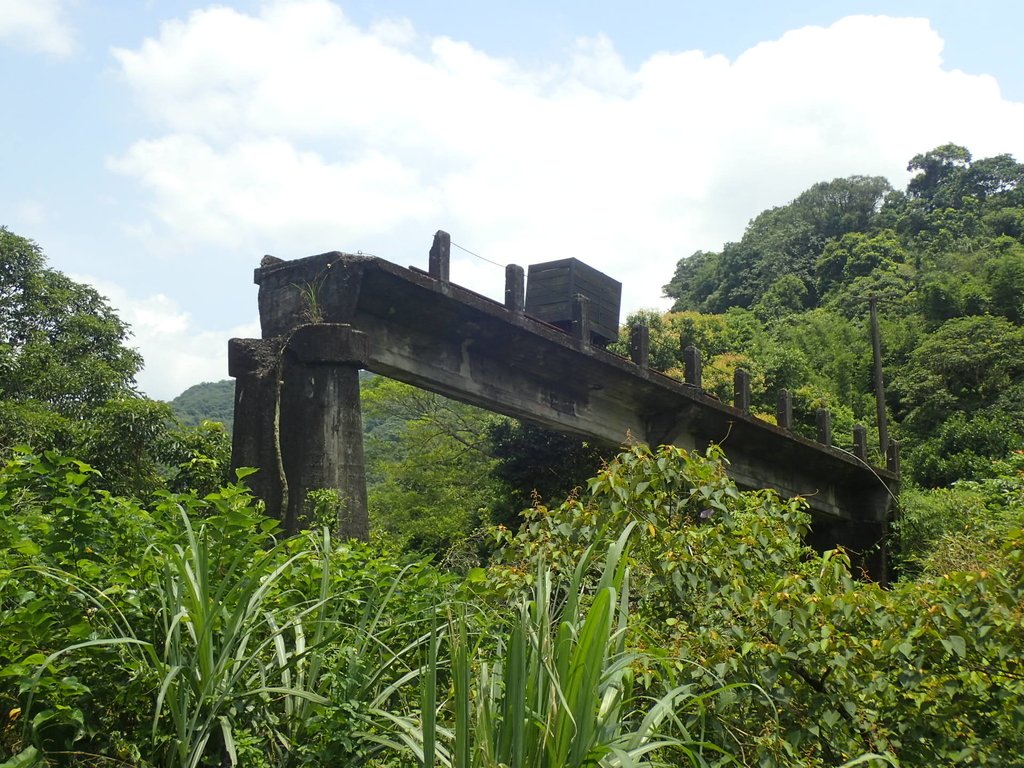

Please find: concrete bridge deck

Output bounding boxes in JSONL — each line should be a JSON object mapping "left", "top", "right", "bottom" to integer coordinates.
{"left": 229, "top": 247, "right": 898, "bottom": 578}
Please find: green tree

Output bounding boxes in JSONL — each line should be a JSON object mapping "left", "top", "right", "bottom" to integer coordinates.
{"left": 905, "top": 143, "right": 973, "bottom": 209}
{"left": 752, "top": 273, "right": 808, "bottom": 321}
{"left": 815, "top": 230, "right": 908, "bottom": 298}
{"left": 0, "top": 228, "right": 141, "bottom": 414}
{"left": 893, "top": 315, "right": 1024, "bottom": 484}
{"left": 665, "top": 176, "right": 891, "bottom": 313}
{"left": 0, "top": 227, "right": 229, "bottom": 495}
{"left": 486, "top": 419, "right": 611, "bottom": 527}
{"left": 985, "top": 239, "right": 1024, "bottom": 323}
{"left": 661, "top": 249, "right": 720, "bottom": 313}
{"left": 361, "top": 376, "right": 501, "bottom": 556}
{"left": 894, "top": 315, "right": 1024, "bottom": 434}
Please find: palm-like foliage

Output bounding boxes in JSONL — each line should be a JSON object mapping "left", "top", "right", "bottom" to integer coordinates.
{"left": 403, "top": 523, "right": 739, "bottom": 768}
{"left": 146, "top": 511, "right": 328, "bottom": 768}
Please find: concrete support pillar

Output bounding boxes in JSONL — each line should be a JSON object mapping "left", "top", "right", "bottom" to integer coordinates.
{"left": 776, "top": 389, "right": 793, "bottom": 430}
{"left": 629, "top": 324, "right": 650, "bottom": 369}
{"left": 816, "top": 408, "right": 833, "bottom": 446}
{"left": 887, "top": 440, "right": 901, "bottom": 475}
{"left": 505, "top": 264, "right": 525, "bottom": 312}
{"left": 852, "top": 424, "right": 868, "bottom": 460}
{"left": 733, "top": 368, "right": 751, "bottom": 413}
{"left": 429, "top": 230, "right": 451, "bottom": 282}
{"left": 279, "top": 324, "right": 370, "bottom": 539}
{"left": 572, "top": 293, "right": 591, "bottom": 350}
{"left": 683, "top": 345, "right": 702, "bottom": 388}
{"left": 228, "top": 337, "right": 285, "bottom": 520}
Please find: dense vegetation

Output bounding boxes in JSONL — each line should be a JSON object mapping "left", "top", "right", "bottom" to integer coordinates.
{"left": 0, "top": 227, "right": 232, "bottom": 499}
{"left": 655, "top": 144, "right": 1024, "bottom": 486}
{"left": 2, "top": 446, "right": 1022, "bottom": 766}
{"left": 3, "top": 144, "right": 1024, "bottom": 766}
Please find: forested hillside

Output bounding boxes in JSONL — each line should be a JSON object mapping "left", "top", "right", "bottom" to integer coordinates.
{"left": 168, "top": 380, "right": 236, "bottom": 431}
{"left": 651, "top": 144, "right": 1024, "bottom": 488}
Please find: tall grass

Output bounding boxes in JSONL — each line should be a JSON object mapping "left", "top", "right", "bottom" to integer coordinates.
{"left": 145, "top": 511, "right": 331, "bottom": 768}
{"left": 406, "top": 523, "right": 741, "bottom": 768}
{"left": 17, "top": 508, "right": 446, "bottom": 768}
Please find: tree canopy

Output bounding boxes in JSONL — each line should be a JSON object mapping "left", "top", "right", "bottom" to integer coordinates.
{"left": 0, "top": 228, "right": 141, "bottom": 413}
{"left": 0, "top": 227, "right": 230, "bottom": 495}
{"left": 655, "top": 145, "right": 1024, "bottom": 486}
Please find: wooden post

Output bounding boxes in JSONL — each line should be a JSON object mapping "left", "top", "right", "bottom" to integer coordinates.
{"left": 429, "top": 230, "right": 451, "bottom": 282}
{"left": 629, "top": 324, "right": 650, "bottom": 369}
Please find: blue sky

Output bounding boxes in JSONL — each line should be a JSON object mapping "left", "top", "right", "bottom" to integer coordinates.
{"left": 3, "top": 1, "right": 1024, "bottom": 398}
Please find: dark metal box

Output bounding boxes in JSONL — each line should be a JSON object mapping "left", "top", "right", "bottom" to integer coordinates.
{"left": 525, "top": 258, "right": 622, "bottom": 346}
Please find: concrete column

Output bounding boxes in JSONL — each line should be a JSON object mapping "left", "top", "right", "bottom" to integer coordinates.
{"left": 505, "top": 264, "right": 525, "bottom": 312}
{"left": 733, "top": 368, "right": 751, "bottom": 413}
{"left": 572, "top": 293, "right": 592, "bottom": 350}
{"left": 228, "top": 337, "right": 285, "bottom": 520}
{"left": 816, "top": 408, "right": 833, "bottom": 447}
{"left": 429, "top": 230, "right": 451, "bottom": 282}
{"left": 776, "top": 389, "right": 793, "bottom": 430}
{"left": 852, "top": 424, "right": 868, "bottom": 460}
{"left": 887, "top": 440, "right": 901, "bottom": 475}
{"left": 629, "top": 324, "right": 650, "bottom": 369}
{"left": 280, "top": 324, "right": 370, "bottom": 539}
{"left": 683, "top": 345, "right": 702, "bottom": 388}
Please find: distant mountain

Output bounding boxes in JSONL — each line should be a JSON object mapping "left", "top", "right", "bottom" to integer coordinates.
{"left": 169, "top": 380, "right": 235, "bottom": 430}
{"left": 168, "top": 372, "right": 378, "bottom": 434}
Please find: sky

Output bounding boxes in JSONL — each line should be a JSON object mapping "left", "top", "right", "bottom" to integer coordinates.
{"left": 3, "top": 1, "right": 1024, "bottom": 400}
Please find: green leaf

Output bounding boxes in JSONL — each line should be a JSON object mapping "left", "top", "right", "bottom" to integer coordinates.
{"left": 12, "top": 539, "right": 40, "bottom": 556}
{"left": 945, "top": 634, "right": 967, "bottom": 657}
{"left": 0, "top": 746, "right": 42, "bottom": 768}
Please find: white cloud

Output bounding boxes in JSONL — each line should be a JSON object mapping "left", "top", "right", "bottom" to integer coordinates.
{"left": 0, "top": 0, "right": 75, "bottom": 57}
{"left": 111, "top": 2, "right": 1024, "bottom": 325}
{"left": 109, "top": 134, "right": 440, "bottom": 251}
{"left": 74, "top": 275, "right": 258, "bottom": 400}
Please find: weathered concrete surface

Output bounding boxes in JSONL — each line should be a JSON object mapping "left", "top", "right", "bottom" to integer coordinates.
{"left": 229, "top": 325, "right": 369, "bottom": 537}
{"left": 232, "top": 251, "right": 898, "bottom": 576}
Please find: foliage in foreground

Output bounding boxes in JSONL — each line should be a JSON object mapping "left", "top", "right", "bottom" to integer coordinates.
{"left": 0, "top": 450, "right": 448, "bottom": 767}
{"left": 405, "top": 527, "right": 752, "bottom": 768}
{"left": 1, "top": 446, "right": 1022, "bottom": 767}
{"left": 493, "top": 445, "right": 1024, "bottom": 766}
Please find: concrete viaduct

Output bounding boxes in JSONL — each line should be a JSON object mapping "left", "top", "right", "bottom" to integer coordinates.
{"left": 229, "top": 233, "right": 899, "bottom": 579}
